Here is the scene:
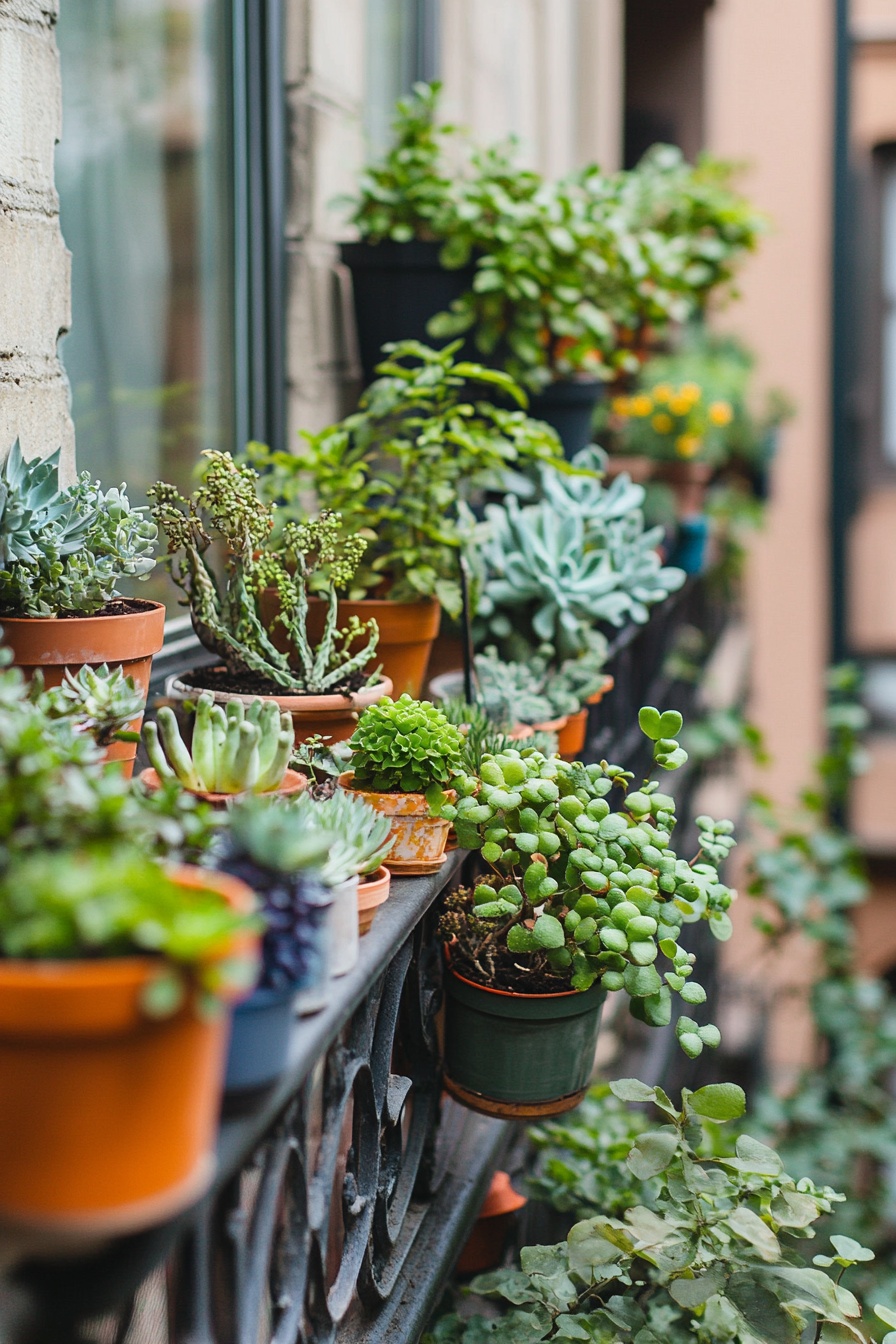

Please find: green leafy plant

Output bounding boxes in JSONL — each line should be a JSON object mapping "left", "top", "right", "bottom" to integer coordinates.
{"left": 474, "top": 449, "right": 685, "bottom": 660}
{"left": 149, "top": 451, "right": 379, "bottom": 694}
{"left": 244, "top": 341, "right": 565, "bottom": 617}
{"left": 431, "top": 1080, "right": 877, "bottom": 1344}
{"left": 349, "top": 693, "right": 464, "bottom": 800}
{"left": 34, "top": 662, "right": 146, "bottom": 747}
{"left": 439, "top": 708, "right": 735, "bottom": 1049}
{"left": 0, "top": 439, "right": 157, "bottom": 616}
{"left": 144, "top": 694, "right": 294, "bottom": 795}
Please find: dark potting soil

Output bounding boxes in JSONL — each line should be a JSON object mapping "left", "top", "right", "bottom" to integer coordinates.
{"left": 55, "top": 597, "right": 161, "bottom": 619}
{"left": 447, "top": 937, "right": 570, "bottom": 996}
{"left": 182, "top": 664, "right": 370, "bottom": 697}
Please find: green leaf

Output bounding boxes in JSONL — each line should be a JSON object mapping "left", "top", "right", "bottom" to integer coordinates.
{"left": 722, "top": 1133, "right": 783, "bottom": 1176}
{"left": 567, "top": 1218, "right": 628, "bottom": 1277}
{"left": 623, "top": 962, "right": 662, "bottom": 998}
{"left": 609, "top": 1078, "right": 658, "bottom": 1104}
{"left": 727, "top": 1206, "right": 781, "bottom": 1261}
{"left": 668, "top": 1267, "right": 726, "bottom": 1308}
{"left": 726, "top": 1277, "right": 800, "bottom": 1343}
{"left": 627, "top": 1131, "right": 678, "bottom": 1179}
{"left": 829, "top": 1235, "right": 875, "bottom": 1263}
{"left": 638, "top": 706, "right": 662, "bottom": 741}
{"left": 657, "top": 710, "right": 684, "bottom": 738}
{"left": 687, "top": 1083, "right": 746, "bottom": 1122}
{"left": 507, "top": 924, "right": 538, "bottom": 953}
{"left": 532, "top": 913, "right": 565, "bottom": 949}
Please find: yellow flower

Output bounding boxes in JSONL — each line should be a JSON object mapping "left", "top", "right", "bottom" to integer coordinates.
{"left": 669, "top": 395, "right": 694, "bottom": 417}
{"left": 611, "top": 396, "right": 631, "bottom": 416}
{"left": 680, "top": 381, "right": 702, "bottom": 403}
{"left": 652, "top": 383, "right": 673, "bottom": 404}
{"left": 675, "top": 434, "right": 702, "bottom": 459}
{"left": 629, "top": 394, "right": 654, "bottom": 418}
{"left": 652, "top": 413, "right": 673, "bottom": 434}
{"left": 708, "top": 400, "right": 734, "bottom": 427}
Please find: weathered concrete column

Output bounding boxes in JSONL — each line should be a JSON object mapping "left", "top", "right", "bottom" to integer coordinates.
{"left": 0, "top": 0, "right": 74, "bottom": 466}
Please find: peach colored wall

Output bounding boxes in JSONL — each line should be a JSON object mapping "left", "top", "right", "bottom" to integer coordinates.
{"left": 704, "top": 0, "right": 834, "bottom": 807}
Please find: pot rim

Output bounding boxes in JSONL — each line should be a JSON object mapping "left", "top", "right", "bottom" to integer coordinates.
{"left": 446, "top": 959, "right": 592, "bottom": 1003}
{"left": 0, "top": 597, "right": 166, "bottom": 629}
{"left": 358, "top": 864, "right": 391, "bottom": 889}
{"left": 139, "top": 766, "right": 308, "bottom": 804}
{"left": 338, "top": 771, "right": 457, "bottom": 806}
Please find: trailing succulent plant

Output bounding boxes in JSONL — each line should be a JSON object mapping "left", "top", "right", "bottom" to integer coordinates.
{"left": 217, "top": 797, "right": 332, "bottom": 991}
{"left": 430, "top": 1080, "right": 884, "bottom": 1344}
{"left": 439, "top": 706, "right": 735, "bottom": 1053}
{"left": 144, "top": 695, "right": 294, "bottom": 796}
{"left": 473, "top": 448, "right": 685, "bottom": 661}
{"left": 348, "top": 693, "right": 465, "bottom": 801}
{"left": 149, "top": 451, "right": 379, "bottom": 695}
{"left": 34, "top": 663, "right": 145, "bottom": 747}
{"left": 0, "top": 440, "right": 157, "bottom": 617}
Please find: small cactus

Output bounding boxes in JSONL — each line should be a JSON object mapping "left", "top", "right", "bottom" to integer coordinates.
{"left": 144, "top": 693, "right": 294, "bottom": 795}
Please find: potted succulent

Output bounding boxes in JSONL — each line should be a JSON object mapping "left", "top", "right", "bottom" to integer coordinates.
{"left": 437, "top": 707, "right": 737, "bottom": 1117}
{"left": 0, "top": 440, "right": 163, "bottom": 775}
{"left": 248, "top": 341, "right": 564, "bottom": 696}
{"left": 338, "top": 82, "right": 478, "bottom": 384}
{"left": 34, "top": 661, "right": 147, "bottom": 752}
{"left": 340, "top": 693, "right": 465, "bottom": 874}
{"left": 289, "top": 787, "right": 395, "bottom": 936}
{"left": 141, "top": 694, "right": 307, "bottom": 805}
{"left": 149, "top": 451, "right": 391, "bottom": 743}
{"left": 216, "top": 797, "right": 334, "bottom": 1091}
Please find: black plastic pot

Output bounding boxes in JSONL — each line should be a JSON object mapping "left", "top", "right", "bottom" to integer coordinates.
{"left": 340, "top": 239, "right": 477, "bottom": 386}
{"left": 528, "top": 380, "right": 605, "bottom": 458}
{"left": 224, "top": 985, "right": 295, "bottom": 1093}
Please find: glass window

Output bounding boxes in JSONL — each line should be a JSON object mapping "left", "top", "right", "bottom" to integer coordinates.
{"left": 365, "top": 0, "right": 439, "bottom": 153}
{"left": 55, "top": 0, "right": 234, "bottom": 580}
{"left": 882, "top": 158, "right": 896, "bottom": 464}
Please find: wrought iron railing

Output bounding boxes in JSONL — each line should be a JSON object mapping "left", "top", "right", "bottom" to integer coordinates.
{"left": 3, "top": 580, "right": 732, "bottom": 1344}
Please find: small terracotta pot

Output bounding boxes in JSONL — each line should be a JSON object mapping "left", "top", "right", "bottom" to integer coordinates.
{"left": 656, "top": 459, "right": 713, "bottom": 518}
{"left": 0, "top": 865, "right": 257, "bottom": 1232}
{"left": 166, "top": 673, "right": 392, "bottom": 747}
{"left": 1, "top": 599, "right": 166, "bottom": 778}
{"left": 357, "top": 866, "right": 391, "bottom": 935}
{"left": 456, "top": 1171, "right": 527, "bottom": 1274}
{"left": 138, "top": 766, "right": 308, "bottom": 809}
{"left": 338, "top": 773, "right": 454, "bottom": 875}
{"left": 557, "top": 708, "right": 588, "bottom": 760}
{"left": 587, "top": 675, "right": 614, "bottom": 706}
{"left": 259, "top": 591, "right": 441, "bottom": 698}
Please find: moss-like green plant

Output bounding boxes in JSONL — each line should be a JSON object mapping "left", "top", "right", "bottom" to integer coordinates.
{"left": 0, "top": 440, "right": 157, "bottom": 616}
{"left": 144, "top": 695, "right": 294, "bottom": 795}
{"left": 439, "top": 707, "right": 735, "bottom": 1052}
{"left": 349, "top": 693, "right": 464, "bottom": 800}
{"left": 149, "top": 451, "right": 379, "bottom": 695}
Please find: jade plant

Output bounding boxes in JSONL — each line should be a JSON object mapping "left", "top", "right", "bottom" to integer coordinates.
{"left": 431, "top": 1080, "right": 880, "bottom": 1344}
{"left": 144, "top": 695, "right": 294, "bottom": 796}
{"left": 0, "top": 440, "right": 157, "bottom": 617}
{"left": 349, "top": 693, "right": 465, "bottom": 802}
{"left": 34, "top": 663, "right": 145, "bottom": 747}
{"left": 244, "top": 341, "right": 565, "bottom": 618}
{"left": 149, "top": 451, "right": 379, "bottom": 695}
{"left": 0, "top": 849, "right": 257, "bottom": 1011}
{"left": 439, "top": 706, "right": 735, "bottom": 1053}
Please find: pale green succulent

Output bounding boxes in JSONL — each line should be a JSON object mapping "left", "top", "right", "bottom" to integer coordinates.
{"left": 286, "top": 789, "right": 394, "bottom": 887}
{"left": 144, "top": 694, "right": 294, "bottom": 795}
{"left": 0, "top": 440, "right": 157, "bottom": 616}
{"left": 35, "top": 663, "right": 145, "bottom": 747}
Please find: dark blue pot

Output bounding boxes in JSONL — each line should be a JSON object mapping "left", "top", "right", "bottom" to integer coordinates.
{"left": 669, "top": 515, "right": 709, "bottom": 575}
{"left": 225, "top": 985, "right": 296, "bottom": 1092}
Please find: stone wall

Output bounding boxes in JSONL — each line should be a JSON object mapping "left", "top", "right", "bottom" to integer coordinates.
{"left": 0, "top": 0, "right": 73, "bottom": 468}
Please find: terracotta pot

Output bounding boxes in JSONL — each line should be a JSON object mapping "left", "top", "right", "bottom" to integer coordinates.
{"left": 0, "top": 599, "right": 166, "bottom": 778}
{"left": 0, "top": 865, "right": 257, "bottom": 1232}
{"left": 557, "top": 708, "right": 588, "bottom": 760}
{"left": 138, "top": 766, "right": 308, "bottom": 809}
{"left": 656, "top": 460, "right": 713, "bottom": 518}
{"left": 166, "top": 672, "right": 392, "bottom": 747}
{"left": 338, "top": 773, "right": 454, "bottom": 875}
{"left": 443, "top": 965, "right": 605, "bottom": 1118}
{"left": 587, "top": 675, "right": 614, "bottom": 706}
{"left": 456, "top": 1171, "right": 527, "bottom": 1274}
{"left": 259, "top": 590, "right": 441, "bottom": 698}
{"left": 603, "top": 453, "right": 655, "bottom": 484}
{"left": 357, "top": 866, "right": 391, "bottom": 935}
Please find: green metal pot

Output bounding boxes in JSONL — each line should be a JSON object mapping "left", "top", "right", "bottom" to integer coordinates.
{"left": 443, "top": 968, "right": 605, "bottom": 1118}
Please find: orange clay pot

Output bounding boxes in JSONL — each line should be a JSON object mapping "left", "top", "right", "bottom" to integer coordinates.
{"left": 259, "top": 591, "right": 441, "bottom": 698}
{"left": 0, "top": 865, "right": 258, "bottom": 1233}
{"left": 167, "top": 673, "right": 392, "bottom": 747}
{"left": 138, "top": 766, "right": 307, "bottom": 810}
{"left": 338, "top": 772, "right": 454, "bottom": 875}
{"left": 456, "top": 1170, "right": 527, "bottom": 1274}
{"left": 357, "top": 866, "right": 391, "bottom": 935}
{"left": 1, "top": 599, "right": 165, "bottom": 779}
{"left": 557, "top": 708, "right": 588, "bottom": 760}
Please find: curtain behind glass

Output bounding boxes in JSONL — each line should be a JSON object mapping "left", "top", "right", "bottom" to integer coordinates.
{"left": 56, "top": 0, "right": 233, "bottom": 524}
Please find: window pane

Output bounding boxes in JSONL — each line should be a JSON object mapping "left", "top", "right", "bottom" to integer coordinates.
{"left": 56, "top": 0, "right": 234, "bottom": 605}
{"left": 366, "top": 0, "right": 420, "bottom": 153}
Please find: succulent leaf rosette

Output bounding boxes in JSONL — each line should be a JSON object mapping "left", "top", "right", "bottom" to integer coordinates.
{"left": 349, "top": 693, "right": 465, "bottom": 804}
{"left": 439, "top": 707, "right": 736, "bottom": 1055}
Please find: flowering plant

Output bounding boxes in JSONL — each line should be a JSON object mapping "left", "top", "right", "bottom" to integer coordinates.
{"left": 609, "top": 380, "right": 734, "bottom": 467}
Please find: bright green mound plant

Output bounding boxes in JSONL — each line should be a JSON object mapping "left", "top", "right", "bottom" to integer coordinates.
{"left": 149, "top": 451, "right": 379, "bottom": 695}
{"left": 431, "top": 1080, "right": 880, "bottom": 1344}
{"left": 474, "top": 448, "right": 685, "bottom": 662}
{"left": 244, "top": 341, "right": 566, "bottom": 618}
{"left": 0, "top": 440, "right": 157, "bottom": 617}
{"left": 144, "top": 695, "right": 294, "bottom": 795}
{"left": 34, "top": 663, "right": 145, "bottom": 747}
{"left": 349, "top": 693, "right": 465, "bottom": 802}
{"left": 439, "top": 706, "right": 735, "bottom": 1053}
